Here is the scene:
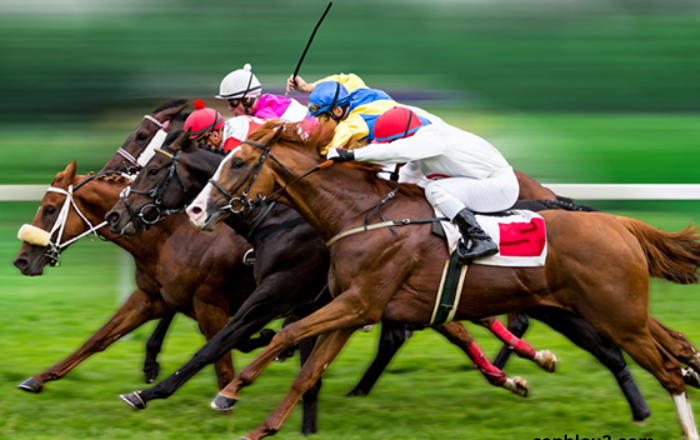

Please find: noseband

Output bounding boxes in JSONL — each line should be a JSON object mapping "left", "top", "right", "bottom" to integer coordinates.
{"left": 210, "top": 140, "right": 298, "bottom": 214}
{"left": 121, "top": 148, "right": 188, "bottom": 229}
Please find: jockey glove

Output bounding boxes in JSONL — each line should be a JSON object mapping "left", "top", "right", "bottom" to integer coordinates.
{"left": 326, "top": 147, "right": 355, "bottom": 162}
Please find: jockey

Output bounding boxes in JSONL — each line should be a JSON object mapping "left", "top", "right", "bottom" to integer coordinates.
{"left": 288, "top": 73, "right": 440, "bottom": 153}
{"left": 184, "top": 100, "right": 264, "bottom": 152}
{"left": 217, "top": 63, "right": 309, "bottom": 122}
{"left": 326, "top": 106, "right": 520, "bottom": 263}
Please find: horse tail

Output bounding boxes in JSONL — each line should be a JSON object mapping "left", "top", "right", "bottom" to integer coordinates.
{"left": 615, "top": 216, "right": 700, "bottom": 285}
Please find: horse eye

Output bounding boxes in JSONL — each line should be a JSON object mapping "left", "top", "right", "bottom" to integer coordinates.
{"left": 137, "top": 133, "right": 148, "bottom": 141}
{"left": 148, "top": 168, "right": 160, "bottom": 176}
{"left": 231, "top": 158, "right": 244, "bottom": 169}
{"left": 44, "top": 205, "right": 56, "bottom": 215}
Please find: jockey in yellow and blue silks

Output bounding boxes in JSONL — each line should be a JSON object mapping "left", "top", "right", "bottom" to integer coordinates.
{"left": 287, "top": 73, "right": 431, "bottom": 153}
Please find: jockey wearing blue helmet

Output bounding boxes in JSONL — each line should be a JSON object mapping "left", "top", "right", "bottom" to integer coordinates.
{"left": 288, "top": 73, "right": 432, "bottom": 153}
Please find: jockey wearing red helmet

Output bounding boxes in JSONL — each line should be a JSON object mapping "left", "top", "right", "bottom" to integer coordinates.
{"left": 184, "top": 100, "right": 226, "bottom": 147}
{"left": 327, "top": 106, "right": 520, "bottom": 263}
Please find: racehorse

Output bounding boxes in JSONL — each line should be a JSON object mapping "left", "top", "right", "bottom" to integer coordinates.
{"left": 115, "top": 128, "right": 698, "bottom": 424}
{"left": 105, "top": 130, "right": 557, "bottom": 413}
{"left": 192, "top": 121, "right": 700, "bottom": 440}
{"left": 12, "top": 163, "right": 279, "bottom": 401}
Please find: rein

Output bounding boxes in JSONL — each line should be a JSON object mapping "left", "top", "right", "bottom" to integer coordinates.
{"left": 120, "top": 148, "right": 188, "bottom": 230}
{"left": 115, "top": 115, "right": 167, "bottom": 174}
{"left": 213, "top": 140, "right": 314, "bottom": 214}
{"left": 325, "top": 217, "right": 448, "bottom": 247}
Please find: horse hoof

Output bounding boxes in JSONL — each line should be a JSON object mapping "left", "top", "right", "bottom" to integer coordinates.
{"left": 683, "top": 367, "right": 700, "bottom": 389}
{"left": 533, "top": 350, "right": 557, "bottom": 373}
{"left": 346, "top": 388, "right": 368, "bottom": 397}
{"left": 503, "top": 376, "right": 528, "bottom": 397}
{"left": 144, "top": 364, "right": 160, "bottom": 384}
{"left": 211, "top": 393, "right": 238, "bottom": 411}
{"left": 120, "top": 391, "right": 147, "bottom": 410}
{"left": 18, "top": 377, "right": 43, "bottom": 393}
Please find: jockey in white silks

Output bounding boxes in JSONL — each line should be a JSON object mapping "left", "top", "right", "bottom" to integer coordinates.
{"left": 326, "top": 106, "right": 519, "bottom": 263}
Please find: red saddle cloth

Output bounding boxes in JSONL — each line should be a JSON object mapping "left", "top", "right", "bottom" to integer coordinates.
{"left": 498, "top": 218, "right": 546, "bottom": 257}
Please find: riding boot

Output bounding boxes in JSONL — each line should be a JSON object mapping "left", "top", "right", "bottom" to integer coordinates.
{"left": 453, "top": 208, "right": 498, "bottom": 264}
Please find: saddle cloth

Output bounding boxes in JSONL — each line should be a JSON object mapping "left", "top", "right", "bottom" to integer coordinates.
{"left": 437, "top": 209, "right": 547, "bottom": 267}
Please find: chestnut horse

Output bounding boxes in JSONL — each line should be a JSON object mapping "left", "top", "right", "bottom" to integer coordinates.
{"left": 110, "top": 128, "right": 698, "bottom": 424}
{"left": 13, "top": 164, "right": 276, "bottom": 400}
{"left": 105, "top": 131, "right": 559, "bottom": 410}
{"left": 192, "top": 122, "right": 700, "bottom": 440}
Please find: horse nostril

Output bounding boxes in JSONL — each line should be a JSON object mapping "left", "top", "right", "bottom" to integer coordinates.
{"left": 14, "top": 258, "right": 29, "bottom": 270}
{"left": 191, "top": 206, "right": 202, "bottom": 215}
{"left": 106, "top": 211, "right": 120, "bottom": 225}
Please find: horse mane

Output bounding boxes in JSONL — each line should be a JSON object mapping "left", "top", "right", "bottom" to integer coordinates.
{"left": 248, "top": 121, "right": 424, "bottom": 198}
{"left": 153, "top": 99, "right": 187, "bottom": 114}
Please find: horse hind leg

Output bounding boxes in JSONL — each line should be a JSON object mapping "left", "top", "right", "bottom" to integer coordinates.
{"left": 473, "top": 316, "right": 556, "bottom": 373}
{"left": 432, "top": 322, "right": 528, "bottom": 397}
{"left": 648, "top": 317, "right": 700, "bottom": 387}
{"left": 613, "top": 326, "right": 697, "bottom": 439}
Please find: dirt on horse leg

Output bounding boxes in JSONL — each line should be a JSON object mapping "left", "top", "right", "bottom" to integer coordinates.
{"left": 213, "top": 289, "right": 380, "bottom": 406}
{"left": 240, "top": 329, "right": 355, "bottom": 440}
{"left": 432, "top": 322, "right": 528, "bottom": 397}
{"left": 19, "top": 289, "right": 168, "bottom": 393}
{"left": 473, "top": 316, "right": 556, "bottom": 372}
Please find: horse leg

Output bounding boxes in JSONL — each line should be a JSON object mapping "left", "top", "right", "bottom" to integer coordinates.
{"left": 192, "top": 297, "right": 234, "bottom": 393}
{"left": 347, "top": 320, "right": 408, "bottom": 397}
{"left": 648, "top": 317, "right": 700, "bottom": 388}
{"left": 19, "top": 288, "right": 168, "bottom": 393}
{"left": 122, "top": 278, "right": 323, "bottom": 407}
{"left": 473, "top": 316, "right": 556, "bottom": 372}
{"left": 492, "top": 312, "right": 530, "bottom": 369}
{"left": 617, "top": 327, "right": 695, "bottom": 439}
{"left": 525, "top": 307, "right": 650, "bottom": 422}
{"left": 432, "top": 321, "right": 528, "bottom": 397}
{"left": 297, "top": 334, "right": 320, "bottom": 436}
{"left": 143, "top": 310, "right": 176, "bottom": 384}
{"left": 238, "top": 329, "right": 355, "bottom": 440}
{"left": 213, "top": 287, "right": 380, "bottom": 408}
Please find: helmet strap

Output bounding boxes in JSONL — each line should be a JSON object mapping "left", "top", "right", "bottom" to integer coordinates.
{"left": 402, "top": 110, "right": 414, "bottom": 139}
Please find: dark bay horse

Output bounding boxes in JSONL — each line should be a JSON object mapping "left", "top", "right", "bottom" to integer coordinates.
{"left": 194, "top": 122, "right": 700, "bottom": 440}
{"left": 105, "top": 132, "right": 556, "bottom": 413}
{"left": 12, "top": 163, "right": 271, "bottom": 403}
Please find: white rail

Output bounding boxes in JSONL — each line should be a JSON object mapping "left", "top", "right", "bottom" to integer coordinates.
{"left": 2, "top": 184, "right": 699, "bottom": 202}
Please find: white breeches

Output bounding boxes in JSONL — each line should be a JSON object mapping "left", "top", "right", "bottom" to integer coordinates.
{"left": 424, "top": 167, "right": 519, "bottom": 219}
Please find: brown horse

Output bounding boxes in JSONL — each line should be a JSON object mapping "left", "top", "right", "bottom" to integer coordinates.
{"left": 13, "top": 163, "right": 263, "bottom": 398}
{"left": 192, "top": 122, "right": 700, "bottom": 440}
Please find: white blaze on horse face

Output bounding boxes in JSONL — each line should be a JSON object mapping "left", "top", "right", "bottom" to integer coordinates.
{"left": 187, "top": 150, "right": 235, "bottom": 228}
{"left": 137, "top": 129, "right": 167, "bottom": 168}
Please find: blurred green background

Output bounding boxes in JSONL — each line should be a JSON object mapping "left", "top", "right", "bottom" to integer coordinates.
{"left": 1, "top": 0, "right": 699, "bottom": 438}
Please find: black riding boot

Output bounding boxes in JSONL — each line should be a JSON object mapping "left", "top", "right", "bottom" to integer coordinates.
{"left": 453, "top": 208, "right": 499, "bottom": 263}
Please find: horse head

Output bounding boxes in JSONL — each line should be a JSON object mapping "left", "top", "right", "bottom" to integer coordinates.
{"left": 187, "top": 121, "right": 332, "bottom": 231}
{"left": 14, "top": 162, "right": 124, "bottom": 275}
{"left": 100, "top": 100, "right": 188, "bottom": 175}
{"left": 105, "top": 128, "right": 226, "bottom": 235}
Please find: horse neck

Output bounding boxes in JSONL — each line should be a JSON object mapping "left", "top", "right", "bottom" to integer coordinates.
{"left": 74, "top": 177, "right": 169, "bottom": 258}
{"left": 223, "top": 202, "right": 301, "bottom": 244}
{"left": 275, "top": 163, "right": 400, "bottom": 242}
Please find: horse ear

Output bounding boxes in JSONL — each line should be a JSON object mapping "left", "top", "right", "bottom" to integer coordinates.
{"left": 53, "top": 161, "right": 78, "bottom": 187}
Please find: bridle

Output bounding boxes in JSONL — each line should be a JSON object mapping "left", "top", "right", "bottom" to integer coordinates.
{"left": 115, "top": 115, "right": 168, "bottom": 174}
{"left": 39, "top": 184, "right": 107, "bottom": 266}
{"left": 120, "top": 148, "right": 188, "bottom": 229}
{"left": 209, "top": 140, "right": 304, "bottom": 214}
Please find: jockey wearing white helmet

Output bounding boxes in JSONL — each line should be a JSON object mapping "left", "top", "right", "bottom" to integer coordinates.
{"left": 216, "top": 63, "right": 309, "bottom": 122}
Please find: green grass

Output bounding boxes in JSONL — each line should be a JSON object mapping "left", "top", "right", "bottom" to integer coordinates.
{"left": 2, "top": 200, "right": 700, "bottom": 439}
{"left": 1, "top": 111, "right": 699, "bottom": 439}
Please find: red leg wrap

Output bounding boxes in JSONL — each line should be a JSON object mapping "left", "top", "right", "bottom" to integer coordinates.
{"left": 489, "top": 320, "right": 536, "bottom": 359}
{"left": 466, "top": 342, "right": 507, "bottom": 386}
